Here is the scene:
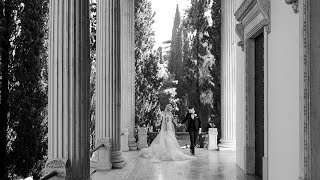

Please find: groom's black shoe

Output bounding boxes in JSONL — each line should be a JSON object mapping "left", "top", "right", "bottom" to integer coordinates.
{"left": 190, "top": 147, "right": 195, "bottom": 155}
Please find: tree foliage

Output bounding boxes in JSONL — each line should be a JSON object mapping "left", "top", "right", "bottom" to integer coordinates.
{"left": 0, "top": 1, "right": 15, "bottom": 179}
{"left": 135, "top": 0, "right": 162, "bottom": 128}
{"left": 0, "top": 0, "right": 49, "bottom": 179}
{"left": 169, "top": 0, "right": 221, "bottom": 137}
{"left": 168, "top": 5, "right": 183, "bottom": 81}
{"left": 89, "top": 0, "right": 97, "bottom": 150}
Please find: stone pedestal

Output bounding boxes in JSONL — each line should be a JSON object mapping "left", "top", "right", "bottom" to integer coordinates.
{"left": 219, "top": 0, "right": 237, "bottom": 152}
{"left": 138, "top": 128, "right": 148, "bottom": 149}
{"left": 121, "top": 128, "right": 129, "bottom": 152}
{"left": 43, "top": 159, "right": 71, "bottom": 180}
{"left": 208, "top": 128, "right": 219, "bottom": 150}
{"left": 95, "top": 138, "right": 112, "bottom": 171}
{"left": 46, "top": 0, "right": 90, "bottom": 179}
{"left": 129, "top": 137, "right": 138, "bottom": 151}
{"left": 96, "top": 0, "right": 126, "bottom": 169}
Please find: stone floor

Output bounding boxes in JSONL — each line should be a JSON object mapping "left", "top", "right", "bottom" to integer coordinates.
{"left": 91, "top": 148, "right": 261, "bottom": 180}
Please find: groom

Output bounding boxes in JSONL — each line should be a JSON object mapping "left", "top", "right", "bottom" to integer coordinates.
{"left": 180, "top": 105, "right": 201, "bottom": 155}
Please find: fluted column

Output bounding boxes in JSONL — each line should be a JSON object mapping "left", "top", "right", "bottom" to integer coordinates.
{"left": 96, "top": 0, "right": 126, "bottom": 168}
{"left": 128, "top": 0, "right": 137, "bottom": 151}
{"left": 45, "top": 0, "right": 90, "bottom": 179}
{"left": 219, "top": 0, "right": 237, "bottom": 151}
{"left": 120, "top": 0, "right": 137, "bottom": 152}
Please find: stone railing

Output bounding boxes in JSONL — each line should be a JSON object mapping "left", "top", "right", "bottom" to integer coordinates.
{"left": 90, "top": 144, "right": 105, "bottom": 156}
{"left": 40, "top": 171, "right": 58, "bottom": 180}
{"left": 90, "top": 137, "right": 112, "bottom": 171}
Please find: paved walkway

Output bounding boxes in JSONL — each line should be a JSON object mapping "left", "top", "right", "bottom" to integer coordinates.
{"left": 91, "top": 148, "right": 261, "bottom": 180}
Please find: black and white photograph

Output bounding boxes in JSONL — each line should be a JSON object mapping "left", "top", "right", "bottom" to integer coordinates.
{"left": 0, "top": 0, "right": 318, "bottom": 179}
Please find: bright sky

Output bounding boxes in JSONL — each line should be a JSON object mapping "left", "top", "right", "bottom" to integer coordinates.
{"left": 151, "top": 0, "right": 191, "bottom": 48}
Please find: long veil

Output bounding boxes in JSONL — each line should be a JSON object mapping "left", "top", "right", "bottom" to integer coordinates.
{"left": 160, "top": 111, "right": 167, "bottom": 132}
{"left": 138, "top": 104, "right": 195, "bottom": 161}
{"left": 159, "top": 110, "right": 175, "bottom": 134}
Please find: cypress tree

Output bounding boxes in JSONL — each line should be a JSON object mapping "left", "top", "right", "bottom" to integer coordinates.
{"left": 168, "top": 4, "right": 183, "bottom": 81}
{"left": 0, "top": 1, "right": 48, "bottom": 179}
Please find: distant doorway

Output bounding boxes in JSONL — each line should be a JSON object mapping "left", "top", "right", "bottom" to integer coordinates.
{"left": 236, "top": 1, "right": 270, "bottom": 179}
{"left": 254, "top": 32, "right": 264, "bottom": 178}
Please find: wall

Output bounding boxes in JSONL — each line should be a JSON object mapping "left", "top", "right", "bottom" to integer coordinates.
{"left": 268, "top": 1, "right": 300, "bottom": 179}
{"left": 310, "top": 1, "right": 320, "bottom": 179}
{"left": 234, "top": 0, "right": 246, "bottom": 171}
{"left": 234, "top": 0, "right": 249, "bottom": 172}
{"left": 235, "top": 32, "right": 246, "bottom": 171}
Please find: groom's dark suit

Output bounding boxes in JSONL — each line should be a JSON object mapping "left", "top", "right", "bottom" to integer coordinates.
{"left": 181, "top": 112, "right": 201, "bottom": 154}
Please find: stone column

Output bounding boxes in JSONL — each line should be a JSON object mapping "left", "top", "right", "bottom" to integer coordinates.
{"left": 44, "top": 0, "right": 90, "bottom": 179}
{"left": 120, "top": 0, "right": 137, "bottom": 152}
{"left": 128, "top": 0, "right": 138, "bottom": 151}
{"left": 96, "top": 0, "right": 126, "bottom": 169}
{"left": 128, "top": 0, "right": 137, "bottom": 151}
{"left": 219, "top": 0, "right": 237, "bottom": 151}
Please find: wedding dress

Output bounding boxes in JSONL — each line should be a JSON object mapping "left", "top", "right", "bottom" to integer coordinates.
{"left": 138, "top": 107, "right": 196, "bottom": 161}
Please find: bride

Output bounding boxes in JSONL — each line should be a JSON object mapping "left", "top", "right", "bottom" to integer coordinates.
{"left": 138, "top": 104, "right": 196, "bottom": 161}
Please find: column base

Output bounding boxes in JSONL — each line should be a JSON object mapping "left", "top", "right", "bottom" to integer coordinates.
{"left": 121, "top": 146, "right": 130, "bottom": 152}
{"left": 111, "top": 151, "right": 126, "bottom": 169}
{"left": 128, "top": 138, "right": 137, "bottom": 151}
{"left": 129, "top": 143, "right": 137, "bottom": 151}
{"left": 218, "top": 139, "right": 236, "bottom": 151}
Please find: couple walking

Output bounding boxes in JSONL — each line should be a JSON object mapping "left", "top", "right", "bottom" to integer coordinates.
{"left": 138, "top": 104, "right": 201, "bottom": 161}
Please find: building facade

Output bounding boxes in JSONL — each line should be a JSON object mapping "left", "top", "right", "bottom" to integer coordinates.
{"left": 225, "top": 0, "right": 319, "bottom": 179}
{"left": 44, "top": 0, "right": 319, "bottom": 179}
